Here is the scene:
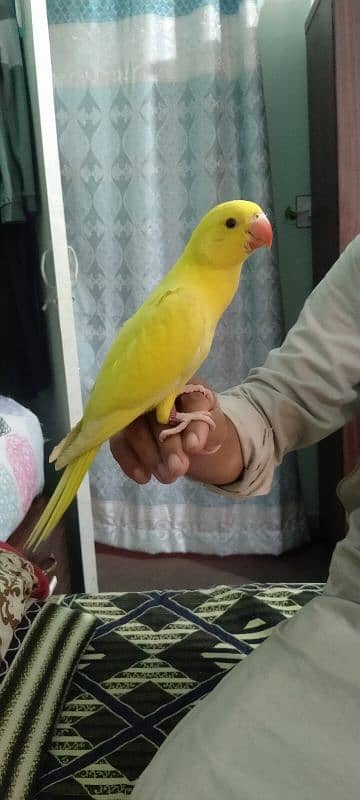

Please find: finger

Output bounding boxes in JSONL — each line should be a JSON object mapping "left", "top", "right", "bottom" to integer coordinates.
{"left": 185, "top": 406, "right": 228, "bottom": 456}
{"left": 177, "top": 390, "right": 223, "bottom": 454}
{"left": 110, "top": 433, "right": 151, "bottom": 484}
{"left": 183, "top": 420, "right": 212, "bottom": 454}
{"left": 148, "top": 414, "right": 189, "bottom": 482}
{"left": 125, "top": 416, "right": 161, "bottom": 476}
{"left": 177, "top": 388, "right": 213, "bottom": 414}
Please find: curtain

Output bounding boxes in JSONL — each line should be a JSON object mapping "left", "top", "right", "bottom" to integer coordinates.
{"left": 46, "top": 0, "right": 308, "bottom": 555}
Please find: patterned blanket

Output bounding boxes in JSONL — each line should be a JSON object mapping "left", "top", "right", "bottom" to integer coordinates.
{"left": 30, "top": 583, "right": 322, "bottom": 798}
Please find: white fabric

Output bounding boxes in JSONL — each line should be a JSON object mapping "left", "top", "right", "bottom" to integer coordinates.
{"left": 0, "top": 397, "right": 44, "bottom": 541}
{"left": 133, "top": 529, "right": 360, "bottom": 800}
{"left": 132, "top": 236, "right": 360, "bottom": 799}
{"left": 49, "top": 7, "right": 259, "bottom": 87}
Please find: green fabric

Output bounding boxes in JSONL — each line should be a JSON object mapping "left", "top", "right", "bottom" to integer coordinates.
{"left": 0, "top": 0, "right": 37, "bottom": 222}
{"left": 0, "top": 0, "right": 17, "bottom": 21}
{"left": 0, "top": 602, "right": 96, "bottom": 800}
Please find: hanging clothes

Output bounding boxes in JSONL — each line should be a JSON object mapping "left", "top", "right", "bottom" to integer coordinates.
{"left": 0, "top": 220, "right": 51, "bottom": 403}
{"left": 0, "top": 0, "right": 37, "bottom": 222}
{"left": 0, "top": 1, "right": 51, "bottom": 402}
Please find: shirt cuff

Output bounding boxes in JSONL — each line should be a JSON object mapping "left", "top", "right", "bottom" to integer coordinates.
{"left": 210, "top": 392, "right": 276, "bottom": 498}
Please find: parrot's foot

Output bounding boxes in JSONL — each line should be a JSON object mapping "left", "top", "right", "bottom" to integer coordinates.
{"left": 159, "top": 410, "right": 216, "bottom": 442}
{"left": 180, "top": 384, "right": 214, "bottom": 403}
{"left": 159, "top": 384, "right": 217, "bottom": 447}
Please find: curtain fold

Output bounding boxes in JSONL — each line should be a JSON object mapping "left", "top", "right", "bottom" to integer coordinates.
{"left": 46, "top": 0, "right": 308, "bottom": 554}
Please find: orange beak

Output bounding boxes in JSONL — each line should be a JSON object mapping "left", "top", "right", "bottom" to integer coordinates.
{"left": 247, "top": 213, "right": 273, "bottom": 251}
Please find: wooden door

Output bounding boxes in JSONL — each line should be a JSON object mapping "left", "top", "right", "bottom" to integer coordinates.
{"left": 306, "top": 0, "right": 344, "bottom": 540}
{"left": 334, "top": 0, "right": 360, "bottom": 477}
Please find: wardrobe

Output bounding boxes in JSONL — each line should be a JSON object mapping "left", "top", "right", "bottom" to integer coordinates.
{"left": 306, "top": 0, "right": 360, "bottom": 541}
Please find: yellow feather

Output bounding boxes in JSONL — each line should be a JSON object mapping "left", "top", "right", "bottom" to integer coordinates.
{"left": 26, "top": 449, "right": 98, "bottom": 550}
{"left": 49, "top": 420, "right": 82, "bottom": 464}
{"left": 26, "top": 200, "right": 272, "bottom": 548}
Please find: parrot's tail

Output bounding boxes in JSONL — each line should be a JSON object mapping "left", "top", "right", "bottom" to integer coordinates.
{"left": 26, "top": 448, "right": 98, "bottom": 551}
{"left": 49, "top": 420, "right": 83, "bottom": 465}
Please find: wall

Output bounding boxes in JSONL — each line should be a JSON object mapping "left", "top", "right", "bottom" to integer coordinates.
{"left": 258, "top": 0, "right": 318, "bottom": 522}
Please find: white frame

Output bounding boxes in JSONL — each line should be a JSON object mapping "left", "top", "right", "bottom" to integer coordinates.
{"left": 18, "top": 0, "right": 98, "bottom": 592}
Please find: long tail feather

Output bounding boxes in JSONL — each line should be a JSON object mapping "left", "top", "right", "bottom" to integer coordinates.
{"left": 26, "top": 448, "right": 98, "bottom": 551}
{"left": 49, "top": 420, "right": 83, "bottom": 464}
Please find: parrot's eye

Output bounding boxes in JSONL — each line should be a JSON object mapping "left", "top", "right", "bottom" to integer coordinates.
{"left": 225, "top": 217, "right": 237, "bottom": 229}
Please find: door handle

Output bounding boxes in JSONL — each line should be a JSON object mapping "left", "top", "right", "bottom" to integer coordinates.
{"left": 40, "top": 246, "right": 79, "bottom": 311}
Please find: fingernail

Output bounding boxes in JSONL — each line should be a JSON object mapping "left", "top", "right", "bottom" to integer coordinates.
{"left": 167, "top": 453, "right": 182, "bottom": 475}
{"left": 134, "top": 468, "right": 147, "bottom": 483}
{"left": 185, "top": 432, "right": 199, "bottom": 450}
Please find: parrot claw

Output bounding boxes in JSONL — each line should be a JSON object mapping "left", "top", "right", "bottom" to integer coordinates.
{"left": 180, "top": 384, "right": 214, "bottom": 404}
{"left": 159, "top": 410, "right": 216, "bottom": 442}
{"left": 200, "top": 442, "right": 222, "bottom": 455}
{"left": 159, "top": 383, "right": 217, "bottom": 444}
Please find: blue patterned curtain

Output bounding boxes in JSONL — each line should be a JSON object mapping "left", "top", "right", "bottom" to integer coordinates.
{"left": 46, "top": 0, "right": 308, "bottom": 554}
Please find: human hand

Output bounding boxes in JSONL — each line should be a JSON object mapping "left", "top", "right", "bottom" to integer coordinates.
{"left": 110, "top": 387, "right": 243, "bottom": 486}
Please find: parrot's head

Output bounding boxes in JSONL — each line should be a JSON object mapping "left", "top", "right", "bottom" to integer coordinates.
{"left": 188, "top": 200, "right": 273, "bottom": 270}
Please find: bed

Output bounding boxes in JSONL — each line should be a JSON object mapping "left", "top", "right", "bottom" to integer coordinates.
{"left": 0, "top": 581, "right": 323, "bottom": 799}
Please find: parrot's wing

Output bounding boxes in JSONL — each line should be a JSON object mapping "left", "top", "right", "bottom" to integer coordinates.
{"left": 89, "top": 286, "right": 210, "bottom": 416}
{"left": 56, "top": 286, "right": 210, "bottom": 467}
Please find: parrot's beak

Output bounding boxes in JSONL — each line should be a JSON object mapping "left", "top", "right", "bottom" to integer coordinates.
{"left": 247, "top": 213, "right": 273, "bottom": 251}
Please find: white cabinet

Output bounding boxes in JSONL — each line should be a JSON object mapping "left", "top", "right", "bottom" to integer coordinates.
{"left": 18, "top": 0, "right": 98, "bottom": 591}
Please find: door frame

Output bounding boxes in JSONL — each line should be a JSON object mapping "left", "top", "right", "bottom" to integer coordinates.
{"left": 18, "top": 0, "right": 98, "bottom": 592}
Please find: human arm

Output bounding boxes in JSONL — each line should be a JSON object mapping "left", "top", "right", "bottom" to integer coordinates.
{"left": 218, "top": 234, "right": 360, "bottom": 495}
{"left": 111, "top": 236, "right": 360, "bottom": 494}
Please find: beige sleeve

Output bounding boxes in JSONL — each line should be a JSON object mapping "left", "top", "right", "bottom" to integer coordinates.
{"left": 211, "top": 235, "right": 360, "bottom": 499}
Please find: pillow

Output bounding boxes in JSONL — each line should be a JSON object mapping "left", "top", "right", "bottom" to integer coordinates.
{"left": 0, "top": 396, "right": 44, "bottom": 540}
{"left": 0, "top": 542, "right": 49, "bottom": 661}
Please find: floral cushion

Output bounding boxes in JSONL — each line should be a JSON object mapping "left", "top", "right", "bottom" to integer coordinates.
{"left": 0, "top": 543, "right": 49, "bottom": 660}
{"left": 0, "top": 396, "right": 44, "bottom": 541}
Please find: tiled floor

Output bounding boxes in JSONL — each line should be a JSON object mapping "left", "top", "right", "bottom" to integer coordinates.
{"left": 96, "top": 538, "right": 335, "bottom": 592}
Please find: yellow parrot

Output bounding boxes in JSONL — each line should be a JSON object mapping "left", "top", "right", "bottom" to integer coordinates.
{"left": 26, "top": 200, "right": 272, "bottom": 549}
